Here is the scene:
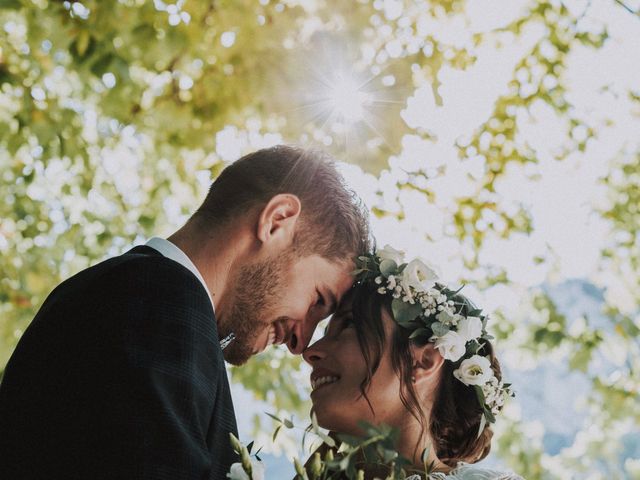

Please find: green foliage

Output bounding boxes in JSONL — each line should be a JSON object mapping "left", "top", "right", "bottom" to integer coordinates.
{"left": 230, "top": 346, "right": 309, "bottom": 414}
{"left": 263, "top": 417, "right": 428, "bottom": 480}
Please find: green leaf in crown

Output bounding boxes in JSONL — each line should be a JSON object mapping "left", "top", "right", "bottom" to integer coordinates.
{"left": 391, "top": 297, "right": 423, "bottom": 325}
{"left": 353, "top": 246, "right": 515, "bottom": 431}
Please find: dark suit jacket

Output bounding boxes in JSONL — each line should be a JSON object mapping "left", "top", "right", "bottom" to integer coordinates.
{"left": 0, "top": 245, "right": 239, "bottom": 479}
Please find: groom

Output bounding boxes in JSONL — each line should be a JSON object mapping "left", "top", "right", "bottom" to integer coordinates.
{"left": 0, "top": 145, "right": 371, "bottom": 479}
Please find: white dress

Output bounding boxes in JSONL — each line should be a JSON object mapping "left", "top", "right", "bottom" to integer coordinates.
{"left": 420, "top": 463, "right": 525, "bottom": 480}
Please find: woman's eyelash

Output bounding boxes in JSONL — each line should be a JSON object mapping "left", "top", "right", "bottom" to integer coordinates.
{"left": 325, "top": 315, "right": 352, "bottom": 335}
{"left": 341, "top": 316, "right": 354, "bottom": 327}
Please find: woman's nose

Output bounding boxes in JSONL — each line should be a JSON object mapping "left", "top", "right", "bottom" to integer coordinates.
{"left": 302, "top": 339, "right": 326, "bottom": 364}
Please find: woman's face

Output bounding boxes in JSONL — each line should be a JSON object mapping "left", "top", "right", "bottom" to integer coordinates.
{"left": 302, "top": 299, "right": 407, "bottom": 435}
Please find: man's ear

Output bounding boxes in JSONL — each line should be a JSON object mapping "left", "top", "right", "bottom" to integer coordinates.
{"left": 410, "top": 342, "right": 445, "bottom": 385}
{"left": 256, "top": 194, "right": 302, "bottom": 247}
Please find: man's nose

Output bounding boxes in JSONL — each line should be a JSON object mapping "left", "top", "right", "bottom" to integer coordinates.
{"left": 287, "top": 317, "right": 318, "bottom": 355}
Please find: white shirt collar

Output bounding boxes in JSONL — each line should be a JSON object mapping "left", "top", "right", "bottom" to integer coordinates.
{"left": 145, "top": 237, "right": 215, "bottom": 312}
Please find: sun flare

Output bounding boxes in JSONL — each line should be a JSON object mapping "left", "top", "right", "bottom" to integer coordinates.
{"left": 326, "top": 74, "right": 372, "bottom": 123}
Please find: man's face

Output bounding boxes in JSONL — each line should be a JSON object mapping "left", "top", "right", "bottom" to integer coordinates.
{"left": 221, "top": 252, "right": 354, "bottom": 365}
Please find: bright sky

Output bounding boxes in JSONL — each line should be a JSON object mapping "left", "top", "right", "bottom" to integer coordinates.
{"left": 223, "top": 0, "right": 640, "bottom": 310}
{"left": 222, "top": 0, "right": 640, "bottom": 468}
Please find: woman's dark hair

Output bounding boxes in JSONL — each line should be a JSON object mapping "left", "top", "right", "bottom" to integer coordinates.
{"left": 349, "top": 281, "right": 501, "bottom": 467}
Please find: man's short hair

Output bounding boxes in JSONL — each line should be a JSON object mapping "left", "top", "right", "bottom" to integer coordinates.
{"left": 193, "top": 145, "right": 372, "bottom": 262}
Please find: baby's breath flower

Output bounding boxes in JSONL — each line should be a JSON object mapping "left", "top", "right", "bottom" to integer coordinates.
{"left": 355, "top": 248, "right": 513, "bottom": 429}
{"left": 403, "top": 295, "right": 415, "bottom": 304}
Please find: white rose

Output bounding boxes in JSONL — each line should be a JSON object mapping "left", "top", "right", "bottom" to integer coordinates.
{"left": 400, "top": 258, "right": 438, "bottom": 293}
{"left": 432, "top": 330, "right": 467, "bottom": 362}
{"left": 453, "top": 354, "right": 493, "bottom": 386}
{"left": 457, "top": 316, "right": 483, "bottom": 342}
{"left": 227, "top": 460, "right": 265, "bottom": 480}
{"left": 376, "top": 244, "right": 405, "bottom": 265}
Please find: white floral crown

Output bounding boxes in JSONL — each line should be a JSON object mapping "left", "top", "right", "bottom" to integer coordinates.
{"left": 353, "top": 245, "right": 514, "bottom": 432}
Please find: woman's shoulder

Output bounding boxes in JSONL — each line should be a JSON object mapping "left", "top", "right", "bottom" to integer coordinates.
{"left": 425, "top": 462, "right": 524, "bottom": 480}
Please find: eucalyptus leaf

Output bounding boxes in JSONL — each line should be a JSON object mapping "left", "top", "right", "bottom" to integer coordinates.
{"left": 318, "top": 431, "right": 336, "bottom": 448}
{"left": 379, "top": 259, "right": 398, "bottom": 277}
{"left": 339, "top": 453, "right": 352, "bottom": 471}
{"left": 293, "top": 457, "right": 308, "bottom": 479}
{"left": 477, "top": 414, "right": 487, "bottom": 439}
{"left": 391, "top": 298, "right": 422, "bottom": 324}
{"left": 421, "top": 445, "right": 430, "bottom": 464}
{"left": 396, "top": 319, "right": 423, "bottom": 330}
{"left": 474, "top": 385, "right": 486, "bottom": 406}
{"left": 467, "top": 340, "right": 481, "bottom": 355}
{"left": 382, "top": 446, "right": 399, "bottom": 463}
{"left": 484, "top": 406, "right": 496, "bottom": 424}
{"left": 229, "top": 432, "right": 242, "bottom": 453}
{"left": 409, "top": 327, "right": 431, "bottom": 339}
{"left": 265, "top": 412, "right": 283, "bottom": 424}
{"left": 430, "top": 321, "right": 450, "bottom": 337}
{"left": 452, "top": 285, "right": 465, "bottom": 295}
{"left": 346, "top": 457, "right": 357, "bottom": 478}
{"left": 336, "top": 433, "right": 362, "bottom": 447}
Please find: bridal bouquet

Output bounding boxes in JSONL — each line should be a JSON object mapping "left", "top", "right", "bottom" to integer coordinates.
{"left": 227, "top": 433, "right": 265, "bottom": 480}
{"left": 227, "top": 414, "right": 436, "bottom": 480}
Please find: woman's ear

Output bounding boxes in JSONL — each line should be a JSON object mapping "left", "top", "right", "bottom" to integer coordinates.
{"left": 255, "top": 194, "right": 302, "bottom": 247}
{"left": 410, "top": 342, "right": 445, "bottom": 385}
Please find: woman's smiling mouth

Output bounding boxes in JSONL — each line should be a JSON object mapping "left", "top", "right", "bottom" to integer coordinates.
{"left": 310, "top": 367, "right": 341, "bottom": 392}
{"left": 311, "top": 375, "right": 339, "bottom": 391}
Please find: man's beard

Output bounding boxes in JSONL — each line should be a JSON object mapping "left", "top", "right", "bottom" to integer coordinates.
{"left": 220, "top": 252, "right": 291, "bottom": 365}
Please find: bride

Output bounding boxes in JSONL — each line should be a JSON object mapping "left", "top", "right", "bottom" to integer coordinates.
{"left": 301, "top": 246, "right": 522, "bottom": 479}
